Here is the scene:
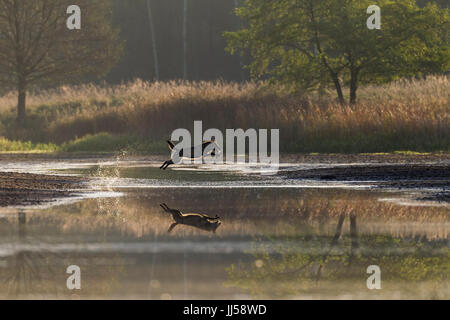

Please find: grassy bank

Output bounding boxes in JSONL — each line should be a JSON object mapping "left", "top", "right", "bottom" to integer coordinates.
{"left": 0, "top": 76, "right": 448, "bottom": 153}
{"left": 0, "top": 133, "right": 165, "bottom": 154}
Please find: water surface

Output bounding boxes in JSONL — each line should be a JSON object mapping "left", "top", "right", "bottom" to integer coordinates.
{"left": 0, "top": 158, "right": 448, "bottom": 299}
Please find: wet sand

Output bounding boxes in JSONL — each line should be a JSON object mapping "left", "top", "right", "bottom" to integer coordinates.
{"left": 0, "top": 172, "right": 87, "bottom": 207}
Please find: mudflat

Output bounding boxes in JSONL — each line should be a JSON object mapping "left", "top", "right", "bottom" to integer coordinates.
{"left": 0, "top": 153, "right": 448, "bottom": 206}
{"left": 282, "top": 162, "right": 450, "bottom": 202}
{"left": 283, "top": 163, "right": 449, "bottom": 183}
{"left": 0, "top": 171, "right": 87, "bottom": 207}
{"left": 280, "top": 153, "right": 450, "bottom": 164}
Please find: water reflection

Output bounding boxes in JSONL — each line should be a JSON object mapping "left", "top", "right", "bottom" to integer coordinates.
{"left": 2, "top": 210, "right": 57, "bottom": 298}
{"left": 226, "top": 211, "right": 449, "bottom": 299}
{"left": 0, "top": 187, "right": 448, "bottom": 299}
{"left": 0, "top": 209, "right": 128, "bottom": 299}
{"left": 159, "top": 203, "right": 221, "bottom": 233}
{"left": 33, "top": 188, "right": 447, "bottom": 240}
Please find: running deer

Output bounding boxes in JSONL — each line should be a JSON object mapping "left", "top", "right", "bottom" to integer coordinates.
{"left": 160, "top": 140, "right": 221, "bottom": 170}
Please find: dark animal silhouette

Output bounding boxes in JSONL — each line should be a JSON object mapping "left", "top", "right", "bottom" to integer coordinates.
{"left": 160, "top": 140, "right": 221, "bottom": 170}
{"left": 159, "top": 203, "right": 221, "bottom": 233}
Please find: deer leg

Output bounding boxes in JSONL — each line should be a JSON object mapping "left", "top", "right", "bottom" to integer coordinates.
{"left": 160, "top": 161, "right": 168, "bottom": 169}
{"left": 163, "top": 160, "right": 174, "bottom": 170}
{"left": 160, "top": 203, "right": 170, "bottom": 212}
{"left": 167, "top": 223, "right": 178, "bottom": 233}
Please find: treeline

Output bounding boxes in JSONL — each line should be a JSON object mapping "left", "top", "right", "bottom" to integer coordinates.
{"left": 105, "top": 0, "right": 447, "bottom": 84}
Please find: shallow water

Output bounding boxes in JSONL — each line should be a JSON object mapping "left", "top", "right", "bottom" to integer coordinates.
{"left": 0, "top": 158, "right": 448, "bottom": 299}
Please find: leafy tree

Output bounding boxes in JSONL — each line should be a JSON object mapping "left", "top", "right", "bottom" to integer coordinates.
{"left": 225, "top": 0, "right": 449, "bottom": 104}
{"left": 0, "top": 0, "right": 122, "bottom": 126}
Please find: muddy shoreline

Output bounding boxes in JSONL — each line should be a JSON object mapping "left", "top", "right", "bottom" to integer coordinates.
{"left": 0, "top": 172, "right": 87, "bottom": 207}
{"left": 282, "top": 163, "right": 449, "bottom": 183}
{"left": 281, "top": 163, "right": 450, "bottom": 203}
{"left": 0, "top": 153, "right": 448, "bottom": 206}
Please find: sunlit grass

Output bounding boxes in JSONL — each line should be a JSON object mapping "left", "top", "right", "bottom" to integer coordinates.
{"left": 0, "top": 137, "right": 58, "bottom": 152}
{"left": 0, "top": 133, "right": 167, "bottom": 154}
{"left": 0, "top": 76, "right": 448, "bottom": 153}
{"left": 61, "top": 132, "right": 166, "bottom": 153}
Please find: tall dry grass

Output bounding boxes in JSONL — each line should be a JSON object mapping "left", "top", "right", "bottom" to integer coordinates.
{"left": 0, "top": 76, "right": 448, "bottom": 153}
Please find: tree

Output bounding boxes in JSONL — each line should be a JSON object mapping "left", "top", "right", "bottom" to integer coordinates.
{"left": 225, "top": 0, "right": 449, "bottom": 104}
{"left": 0, "top": 0, "right": 122, "bottom": 126}
{"left": 234, "top": 0, "right": 245, "bottom": 81}
{"left": 183, "top": 0, "right": 188, "bottom": 80}
{"left": 146, "top": 0, "right": 160, "bottom": 81}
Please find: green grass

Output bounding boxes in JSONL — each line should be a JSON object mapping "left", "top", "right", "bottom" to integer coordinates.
{"left": 0, "top": 133, "right": 447, "bottom": 155}
{"left": 61, "top": 133, "right": 166, "bottom": 154}
{"left": 0, "top": 133, "right": 167, "bottom": 154}
{"left": 392, "top": 150, "right": 435, "bottom": 156}
{"left": 0, "top": 137, "right": 58, "bottom": 152}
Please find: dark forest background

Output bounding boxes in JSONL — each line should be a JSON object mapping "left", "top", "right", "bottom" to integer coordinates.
{"left": 106, "top": 0, "right": 448, "bottom": 84}
{"left": 107, "top": 0, "right": 248, "bottom": 83}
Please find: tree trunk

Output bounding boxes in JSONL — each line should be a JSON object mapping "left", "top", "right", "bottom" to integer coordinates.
{"left": 349, "top": 212, "right": 359, "bottom": 265}
{"left": 350, "top": 213, "right": 359, "bottom": 251}
{"left": 17, "top": 79, "right": 26, "bottom": 126}
{"left": 331, "top": 73, "right": 345, "bottom": 105}
{"left": 146, "top": 0, "right": 160, "bottom": 81}
{"left": 183, "top": 0, "right": 188, "bottom": 80}
{"left": 234, "top": 0, "right": 245, "bottom": 81}
{"left": 315, "top": 213, "right": 345, "bottom": 282}
{"left": 349, "top": 69, "right": 359, "bottom": 105}
{"left": 331, "top": 213, "right": 345, "bottom": 245}
{"left": 18, "top": 210, "right": 26, "bottom": 239}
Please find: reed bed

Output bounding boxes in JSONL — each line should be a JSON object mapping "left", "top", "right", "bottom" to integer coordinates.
{"left": 0, "top": 76, "right": 448, "bottom": 153}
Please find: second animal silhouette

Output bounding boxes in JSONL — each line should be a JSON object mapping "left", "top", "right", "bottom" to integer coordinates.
{"left": 159, "top": 203, "right": 221, "bottom": 233}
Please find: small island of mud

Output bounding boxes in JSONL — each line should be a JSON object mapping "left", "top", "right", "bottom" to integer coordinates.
{"left": 0, "top": 172, "right": 87, "bottom": 207}
{"left": 281, "top": 162, "right": 450, "bottom": 203}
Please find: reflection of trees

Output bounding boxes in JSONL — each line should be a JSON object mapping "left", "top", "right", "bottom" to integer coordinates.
{"left": 3, "top": 210, "right": 55, "bottom": 298}
{"left": 226, "top": 212, "right": 448, "bottom": 298}
{"left": 1, "top": 210, "right": 126, "bottom": 299}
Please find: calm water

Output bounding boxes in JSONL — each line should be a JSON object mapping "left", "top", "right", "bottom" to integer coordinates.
{"left": 0, "top": 158, "right": 448, "bottom": 299}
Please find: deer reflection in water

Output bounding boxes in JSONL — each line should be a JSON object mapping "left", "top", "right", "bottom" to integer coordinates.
{"left": 159, "top": 203, "right": 221, "bottom": 233}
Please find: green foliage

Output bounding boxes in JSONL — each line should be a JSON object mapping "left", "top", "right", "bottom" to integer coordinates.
{"left": 0, "top": 133, "right": 166, "bottom": 154}
{"left": 61, "top": 133, "right": 166, "bottom": 154}
{"left": 225, "top": 0, "right": 449, "bottom": 103}
{"left": 0, "top": 137, "right": 58, "bottom": 152}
